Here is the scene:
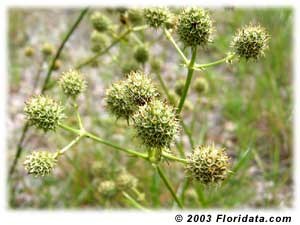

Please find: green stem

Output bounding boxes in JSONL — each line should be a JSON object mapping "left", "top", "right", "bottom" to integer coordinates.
{"left": 59, "top": 135, "right": 84, "bottom": 155}
{"left": 76, "top": 25, "right": 148, "bottom": 69}
{"left": 194, "top": 53, "right": 235, "bottom": 70}
{"left": 42, "top": 7, "right": 89, "bottom": 92}
{"left": 177, "top": 47, "right": 197, "bottom": 114}
{"left": 162, "top": 151, "right": 188, "bottom": 164}
{"left": 163, "top": 28, "right": 188, "bottom": 64}
{"left": 154, "top": 71, "right": 172, "bottom": 102}
{"left": 84, "top": 131, "right": 148, "bottom": 160}
{"left": 155, "top": 165, "right": 183, "bottom": 208}
{"left": 8, "top": 8, "right": 88, "bottom": 178}
{"left": 122, "top": 191, "right": 148, "bottom": 211}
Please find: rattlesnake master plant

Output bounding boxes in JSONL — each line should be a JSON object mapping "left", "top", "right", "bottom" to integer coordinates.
{"left": 133, "top": 99, "right": 180, "bottom": 149}
{"left": 59, "top": 69, "right": 87, "bottom": 98}
{"left": 231, "top": 24, "right": 270, "bottom": 60}
{"left": 24, "top": 151, "right": 59, "bottom": 177}
{"left": 177, "top": 8, "right": 213, "bottom": 47}
{"left": 143, "top": 7, "right": 171, "bottom": 28}
{"left": 90, "top": 12, "right": 111, "bottom": 32}
{"left": 24, "top": 95, "right": 65, "bottom": 132}
{"left": 185, "top": 144, "right": 230, "bottom": 184}
{"left": 24, "top": 46, "right": 34, "bottom": 57}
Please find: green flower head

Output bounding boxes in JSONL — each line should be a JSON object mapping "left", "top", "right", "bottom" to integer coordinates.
{"left": 193, "top": 77, "right": 209, "bottom": 94}
{"left": 133, "top": 99, "right": 180, "bottom": 149}
{"left": 59, "top": 69, "right": 87, "bottom": 98}
{"left": 105, "top": 82, "right": 136, "bottom": 120}
{"left": 185, "top": 144, "right": 230, "bottom": 184}
{"left": 24, "top": 95, "right": 65, "bottom": 132}
{"left": 24, "top": 46, "right": 34, "bottom": 57}
{"left": 90, "top": 12, "right": 111, "bottom": 32}
{"left": 24, "top": 151, "right": 58, "bottom": 177}
{"left": 90, "top": 30, "right": 109, "bottom": 53}
{"left": 124, "top": 71, "right": 158, "bottom": 106}
{"left": 177, "top": 8, "right": 213, "bottom": 47}
{"left": 174, "top": 79, "right": 186, "bottom": 96}
{"left": 231, "top": 23, "right": 270, "bottom": 60}
{"left": 127, "top": 8, "right": 144, "bottom": 25}
{"left": 134, "top": 45, "right": 149, "bottom": 64}
{"left": 143, "top": 7, "right": 171, "bottom": 28}
{"left": 41, "top": 42, "right": 54, "bottom": 56}
{"left": 121, "top": 61, "right": 140, "bottom": 75}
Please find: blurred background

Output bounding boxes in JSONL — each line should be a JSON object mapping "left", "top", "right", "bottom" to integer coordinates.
{"left": 7, "top": 7, "right": 293, "bottom": 208}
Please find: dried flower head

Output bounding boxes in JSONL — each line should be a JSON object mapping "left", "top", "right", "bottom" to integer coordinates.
{"left": 97, "top": 180, "right": 117, "bottom": 198}
{"left": 24, "top": 46, "right": 34, "bottom": 57}
{"left": 90, "top": 30, "right": 109, "bottom": 53}
{"left": 193, "top": 77, "right": 209, "bottom": 94}
{"left": 24, "top": 151, "right": 58, "bottom": 177}
{"left": 90, "top": 12, "right": 111, "bottom": 32}
{"left": 186, "top": 144, "right": 230, "bottom": 184}
{"left": 59, "top": 69, "right": 87, "bottom": 98}
{"left": 177, "top": 8, "right": 213, "bottom": 47}
{"left": 134, "top": 45, "right": 149, "bottom": 64}
{"left": 133, "top": 99, "right": 180, "bottom": 149}
{"left": 143, "top": 7, "right": 171, "bottom": 28}
{"left": 24, "top": 95, "right": 64, "bottom": 132}
{"left": 231, "top": 24, "right": 270, "bottom": 60}
{"left": 116, "top": 171, "right": 138, "bottom": 190}
{"left": 127, "top": 8, "right": 144, "bottom": 25}
{"left": 41, "top": 42, "right": 54, "bottom": 56}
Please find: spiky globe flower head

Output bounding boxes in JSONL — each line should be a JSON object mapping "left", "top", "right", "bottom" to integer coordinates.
{"left": 24, "top": 151, "right": 58, "bottom": 177}
{"left": 116, "top": 171, "right": 138, "bottom": 190}
{"left": 165, "top": 13, "right": 178, "bottom": 30}
{"left": 105, "top": 82, "right": 135, "bottom": 120}
{"left": 133, "top": 45, "right": 149, "bottom": 64}
{"left": 174, "top": 79, "right": 186, "bottom": 96}
{"left": 59, "top": 69, "right": 87, "bottom": 98}
{"left": 124, "top": 71, "right": 158, "bottom": 106}
{"left": 24, "top": 46, "right": 34, "bottom": 57}
{"left": 90, "top": 12, "right": 111, "bottom": 32}
{"left": 133, "top": 99, "right": 180, "bottom": 149}
{"left": 121, "top": 61, "right": 140, "bottom": 75}
{"left": 41, "top": 42, "right": 54, "bottom": 56}
{"left": 143, "top": 7, "right": 171, "bottom": 28}
{"left": 185, "top": 144, "right": 230, "bottom": 184}
{"left": 90, "top": 30, "right": 109, "bottom": 53}
{"left": 97, "top": 180, "right": 117, "bottom": 198}
{"left": 193, "top": 77, "right": 209, "bottom": 94}
{"left": 177, "top": 8, "right": 213, "bottom": 47}
{"left": 127, "top": 8, "right": 144, "bottom": 25}
{"left": 24, "top": 95, "right": 64, "bottom": 132}
{"left": 231, "top": 24, "right": 270, "bottom": 60}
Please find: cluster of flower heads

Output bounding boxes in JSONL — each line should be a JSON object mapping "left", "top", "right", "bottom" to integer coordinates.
{"left": 142, "top": 7, "right": 269, "bottom": 60}
{"left": 106, "top": 71, "right": 179, "bottom": 150}
{"left": 23, "top": 69, "right": 87, "bottom": 177}
{"left": 91, "top": 161, "right": 141, "bottom": 200}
